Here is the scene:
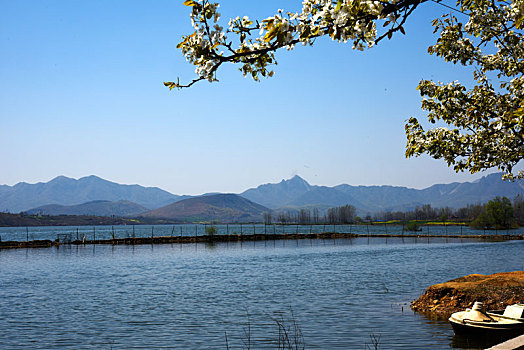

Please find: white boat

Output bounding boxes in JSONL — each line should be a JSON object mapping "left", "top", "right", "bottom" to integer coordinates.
{"left": 449, "top": 302, "right": 524, "bottom": 336}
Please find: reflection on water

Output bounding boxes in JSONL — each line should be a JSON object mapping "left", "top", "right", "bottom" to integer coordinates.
{"left": 451, "top": 333, "right": 515, "bottom": 350}
{"left": 0, "top": 237, "right": 522, "bottom": 349}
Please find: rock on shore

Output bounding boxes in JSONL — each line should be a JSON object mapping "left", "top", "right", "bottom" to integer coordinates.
{"left": 411, "top": 271, "right": 524, "bottom": 317}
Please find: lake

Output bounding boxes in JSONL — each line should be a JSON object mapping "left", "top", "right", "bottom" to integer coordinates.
{"left": 0, "top": 236, "right": 522, "bottom": 349}
{"left": 1, "top": 223, "right": 522, "bottom": 242}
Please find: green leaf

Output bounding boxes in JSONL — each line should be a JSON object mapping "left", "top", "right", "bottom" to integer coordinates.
{"left": 335, "top": 0, "right": 343, "bottom": 12}
{"left": 264, "top": 24, "right": 279, "bottom": 42}
{"left": 164, "top": 82, "right": 176, "bottom": 90}
{"left": 516, "top": 16, "right": 523, "bottom": 29}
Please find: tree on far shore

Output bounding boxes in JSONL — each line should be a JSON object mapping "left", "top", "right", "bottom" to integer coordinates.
{"left": 470, "top": 196, "right": 516, "bottom": 229}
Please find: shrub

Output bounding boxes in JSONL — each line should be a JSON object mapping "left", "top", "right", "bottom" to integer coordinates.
{"left": 405, "top": 222, "right": 421, "bottom": 232}
{"left": 205, "top": 225, "right": 217, "bottom": 236}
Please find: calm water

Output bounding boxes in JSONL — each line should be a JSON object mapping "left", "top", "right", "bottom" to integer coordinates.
{"left": 0, "top": 237, "right": 522, "bottom": 349}
{"left": 1, "top": 223, "right": 522, "bottom": 242}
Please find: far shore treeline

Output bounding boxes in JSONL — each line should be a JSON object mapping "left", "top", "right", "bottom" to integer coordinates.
{"left": 1, "top": 195, "right": 522, "bottom": 230}
{"left": 264, "top": 195, "right": 523, "bottom": 230}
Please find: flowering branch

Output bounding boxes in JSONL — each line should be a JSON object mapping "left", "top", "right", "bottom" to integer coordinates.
{"left": 169, "top": 0, "right": 524, "bottom": 180}
{"left": 165, "top": 0, "right": 427, "bottom": 90}
{"left": 405, "top": 0, "right": 524, "bottom": 180}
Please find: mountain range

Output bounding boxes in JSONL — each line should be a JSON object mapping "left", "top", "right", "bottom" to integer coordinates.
{"left": 0, "top": 175, "right": 180, "bottom": 213}
{"left": 1, "top": 173, "right": 523, "bottom": 219}
{"left": 241, "top": 174, "right": 524, "bottom": 213}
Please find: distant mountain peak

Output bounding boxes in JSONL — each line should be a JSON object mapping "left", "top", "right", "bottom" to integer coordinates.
{"left": 282, "top": 175, "right": 311, "bottom": 189}
{"left": 282, "top": 174, "right": 304, "bottom": 181}
{"left": 290, "top": 174, "right": 307, "bottom": 181}
{"left": 49, "top": 175, "right": 72, "bottom": 182}
{"left": 240, "top": 175, "right": 313, "bottom": 208}
{"left": 79, "top": 175, "right": 115, "bottom": 184}
{"left": 82, "top": 174, "right": 103, "bottom": 180}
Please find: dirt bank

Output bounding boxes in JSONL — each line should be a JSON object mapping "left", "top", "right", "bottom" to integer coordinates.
{"left": 411, "top": 271, "right": 524, "bottom": 317}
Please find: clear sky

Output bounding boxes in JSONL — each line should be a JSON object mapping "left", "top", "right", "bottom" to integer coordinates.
{"left": 1, "top": 0, "right": 520, "bottom": 195}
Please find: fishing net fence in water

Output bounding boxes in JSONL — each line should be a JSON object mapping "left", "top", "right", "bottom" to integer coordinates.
{"left": 56, "top": 233, "right": 73, "bottom": 244}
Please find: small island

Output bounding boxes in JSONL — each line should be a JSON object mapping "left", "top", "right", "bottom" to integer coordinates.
{"left": 411, "top": 271, "right": 524, "bottom": 317}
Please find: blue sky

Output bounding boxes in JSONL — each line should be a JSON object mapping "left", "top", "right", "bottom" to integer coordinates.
{"left": 1, "top": 0, "right": 518, "bottom": 195}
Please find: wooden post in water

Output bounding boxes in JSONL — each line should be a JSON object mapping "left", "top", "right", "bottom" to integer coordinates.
{"left": 240, "top": 223, "right": 243, "bottom": 235}
{"left": 273, "top": 224, "right": 276, "bottom": 234}
{"left": 180, "top": 226, "right": 183, "bottom": 238}
{"left": 296, "top": 224, "right": 299, "bottom": 234}
{"left": 253, "top": 224, "right": 255, "bottom": 235}
{"left": 226, "top": 224, "right": 229, "bottom": 235}
{"left": 195, "top": 225, "right": 197, "bottom": 238}
{"left": 384, "top": 223, "right": 387, "bottom": 234}
{"left": 26, "top": 227, "right": 29, "bottom": 242}
{"left": 93, "top": 227, "right": 96, "bottom": 241}
{"left": 367, "top": 224, "right": 370, "bottom": 235}
{"left": 132, "top": 225, "right": 135, "bottom": 239}
{"left": 171, "top": 225, "right": 175, "bottom": 238}
{"left": 76, "top": 228, "right": 79, "bottom": 241}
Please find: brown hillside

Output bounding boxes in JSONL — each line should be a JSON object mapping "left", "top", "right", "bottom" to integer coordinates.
{"left": 140, "top": 194, "right": 269, "bottom": 222}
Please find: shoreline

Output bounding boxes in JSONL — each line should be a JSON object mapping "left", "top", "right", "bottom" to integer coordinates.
{"left": 411, "top": 271, "right": 524, "bottom": 318}
{"left": 1, "top": 232, "right": 522, "bottom": 250}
